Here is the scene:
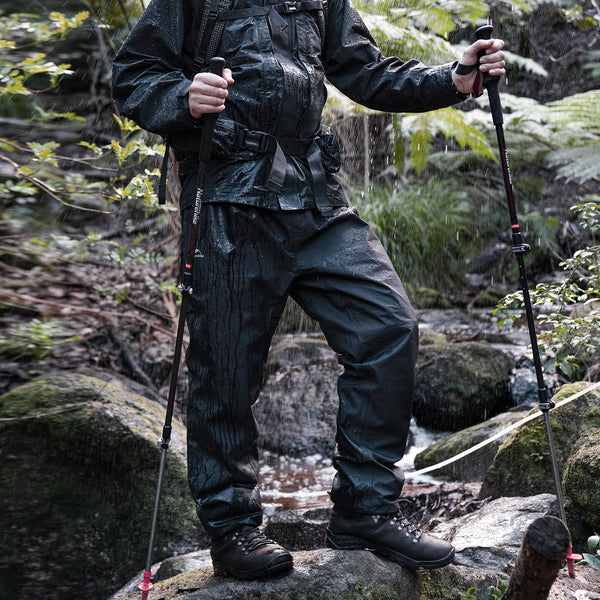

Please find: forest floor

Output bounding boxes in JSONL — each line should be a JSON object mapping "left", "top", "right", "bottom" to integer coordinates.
{"left": 0, "top": 213, "right": 185, "bottom": 403}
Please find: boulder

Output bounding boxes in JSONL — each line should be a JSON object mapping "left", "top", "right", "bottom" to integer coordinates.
{"left": 563, "top": 427, "right": 600, "bottom": 532}
{"left": 0, "top": 373, "right": 203, "bottom": 600}
{"left": 109, "top": 547, "right": 505, "bottom": 600}
{"left": 413, "top": 408, "right": 530, "bottom": 481}
{"left": 110, "top": 494, "right": 600, "bottom": 600}
{"left": 255, "top": 336, "right": 342, "bottom": 457}
{"left": 413, "top": 338, "right": 514, "bottom": 431}
{"left": 480, "top": 382, "right": 600, "bottom": 500}
{"left": 431, "top": 494, "right": 557, "bottom": 571}
{"left": 256, "top": 334, "right": 516, "bottom": 458}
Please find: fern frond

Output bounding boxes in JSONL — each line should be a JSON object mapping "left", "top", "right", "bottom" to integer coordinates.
{"left": 547, "top": 90, "right": 600, "bottom": 134}
{"left": 430, "top": 107, "right": 496, "bottom": 160}
{"left": 546, "top": 142, "right": 600, "bottom": 183}
{"left": 361, "top": 17, "right": 458, "bottom": 63}
{"left": 503, "top": 50, "right": 548, "bottom": 77}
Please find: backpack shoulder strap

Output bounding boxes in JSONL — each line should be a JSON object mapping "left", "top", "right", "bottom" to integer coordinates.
{"left": 193, "top": 0, "right": 233, "bottom": 71}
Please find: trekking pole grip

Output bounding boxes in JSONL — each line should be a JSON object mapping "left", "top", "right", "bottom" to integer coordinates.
{"left": 475, "top": 25, "right": 503, "bottom": 126}
{"left": 199, "top": 57, "right": 226, "bottom": 161}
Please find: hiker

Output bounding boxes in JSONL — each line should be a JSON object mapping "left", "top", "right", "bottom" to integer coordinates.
{"left": 112, "top": 0, "right": 505, "bottom": 580}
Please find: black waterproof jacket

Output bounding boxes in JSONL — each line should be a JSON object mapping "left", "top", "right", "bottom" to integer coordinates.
{"left": 112, "top": 0, "right": 466, "bottom": 210}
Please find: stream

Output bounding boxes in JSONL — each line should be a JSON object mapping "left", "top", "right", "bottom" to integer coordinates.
{"left": 256, "top": 307, "right": 558, "bottom": 515}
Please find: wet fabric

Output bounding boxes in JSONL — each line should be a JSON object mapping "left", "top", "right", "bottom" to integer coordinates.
{"left": 180, "top": 196, "right": 418, "bottom": 537}
{"left": 112, "top": 0, "right": 467, "bottom": 540}
{"left": 112, "top": 0, "right": 465, "bottom": 211}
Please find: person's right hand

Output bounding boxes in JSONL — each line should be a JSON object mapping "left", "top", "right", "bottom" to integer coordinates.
{"left": 188, "top": 68, "right": 234, "bottom": 120}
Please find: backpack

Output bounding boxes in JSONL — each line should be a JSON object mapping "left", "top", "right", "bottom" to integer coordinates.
{"left": 158, "top": 0, "right": 329, "bottom": 204}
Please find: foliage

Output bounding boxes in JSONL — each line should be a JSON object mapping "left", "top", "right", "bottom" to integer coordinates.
{"left": 495, "top": 198, "right": 600, "bottom": 379}
{"left": 0, "top": 318, "right": 80, "bottom": 359}
{"left": 578, "top": 534, "right": 600, "bottom": 571}
{"left": 545, "top": 90, "right": 600, "bottom": 183}
{"left": 0, "top": 10, "right": 88, "bottom": 103}
{"left": 0, "top": 10, "right": 166, "bottom": 218}
{"left": 352, "top": 177, "right": 478, "bottom": 293}
{"left": 325, "top": 0, "right": 500, "bottom": 173}
{"left": 466, "top": 579, "right": 508, "bottom": 600}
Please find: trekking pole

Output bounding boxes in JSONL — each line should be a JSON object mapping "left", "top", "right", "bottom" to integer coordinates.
{"left": 474, "top": 25, "right": 581, "bottom": 577}
{"left": 138, "top": 56, "right": 226, "bottom": 600}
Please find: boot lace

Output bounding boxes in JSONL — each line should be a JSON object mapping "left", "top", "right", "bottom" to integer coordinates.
{"left": 377, "top": 512, "right": 423, "bottom": 542}
{"left": 231, "top": 528, "right": 276, "bottom": 554}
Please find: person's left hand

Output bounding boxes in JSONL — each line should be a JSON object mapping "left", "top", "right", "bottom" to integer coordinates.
{"left": 452, "top": 38, "right": 505, "bottom": 95}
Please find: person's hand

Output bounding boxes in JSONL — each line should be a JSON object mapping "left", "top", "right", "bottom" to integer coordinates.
{"left": 188, "top": 68, "right": 234, "bottom": 120}
{"left": 452, "top": 39, "right": 505, "bottom": 96}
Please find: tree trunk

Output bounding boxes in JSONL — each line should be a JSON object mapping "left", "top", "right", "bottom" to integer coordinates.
{"left": 501, "top": 515, "right": 571, "bottom": 600}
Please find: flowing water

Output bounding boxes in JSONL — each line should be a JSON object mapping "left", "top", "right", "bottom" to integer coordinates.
{"left": 257, "top": 308, "right": 549, "bottom": 514}
{"left": 259, "top": 420, "right": 448, "bottom": 516}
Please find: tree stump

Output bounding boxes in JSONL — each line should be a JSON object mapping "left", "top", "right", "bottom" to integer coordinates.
{"left": 501, "top": 515, "right": 571, "bottom": 600}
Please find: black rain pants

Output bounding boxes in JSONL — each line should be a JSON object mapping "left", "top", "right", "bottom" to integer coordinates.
{"left": 181, "top": 195, "right": 418, "bottom": 539}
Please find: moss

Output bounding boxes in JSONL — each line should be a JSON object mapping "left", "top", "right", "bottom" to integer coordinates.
{"left": 414, "top": 410, "right": 529, "bottom": 481}
{"left": 420, "top": 567, "right": 504, "bottom": 600}
{"left": 414, "top": 342, "right": 513, "bottom": 431}
{"left": 563, "top": 428, "right": 600, "bottom": 531}
{"left": 420, "top": 567, "right": 468, "bottom": 600}
{"left": 0, "top": 374, "right": 200, "bottom": 600}
{"left": 481, "top": 382, "right": 600, "bottom": 499}
{"left": 411, "top": 288, "right": 454, "bottom": 309}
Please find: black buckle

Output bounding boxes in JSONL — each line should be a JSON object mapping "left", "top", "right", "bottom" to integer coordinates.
{"left": 242, "top": 130, "right": 270, "bottom": 153}
{"left": 281, "top": 1, "right": 299, "bottom": 13}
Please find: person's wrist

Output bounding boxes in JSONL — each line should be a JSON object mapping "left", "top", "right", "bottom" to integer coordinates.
{"left": 450, "top": 64, "right": 470, "bottom": 100}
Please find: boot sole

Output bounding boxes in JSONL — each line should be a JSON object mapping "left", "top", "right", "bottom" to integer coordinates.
{"left": 213, "top": 554, "right": 293, "bottom": 580}
{"left": 326, "top": 531, "right": 455, "bottom": 570}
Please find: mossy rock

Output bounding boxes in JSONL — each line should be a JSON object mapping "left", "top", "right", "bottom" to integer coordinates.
{"left": 480, "top": 382, "right": 600, "bottom": 501}
{"left": 414, "top": 341, "right": 513, "bottom": 431}
{"left": 563, "top": 427, "right": 600, "bottom": 531}
{"left": 0, "top": 373, "right": 201, "bottom": 600}
{"left": 418, "top": 329, "right": 449, "bottom": 348}
{"left": 420, "top": 565, "right": 505, "bottom": 600}
{"left": 414, "top": 408, "right": 530, "bottom": 482}
{"left": 410, "top": 287, "right": 454, "bottom": 309}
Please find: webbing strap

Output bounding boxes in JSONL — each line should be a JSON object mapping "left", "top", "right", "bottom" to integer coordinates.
{"left": 193, "top": 0, "right": 232, "bottom": 71}
{"left": 218, "top": 0, "right": 325, "bottom": 21}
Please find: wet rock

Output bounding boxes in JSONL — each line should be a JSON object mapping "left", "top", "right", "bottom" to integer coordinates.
{"left": 264, "top": 507, "right": 329, "bottom": 550}
{"left": 563, "top": 427, "right": 600, "bottom": 532}
{"left": 108, "top": 547, "right": 505, "bottom": 600}
{"left": 109, "top": 492, "right": 600, "bottom": 600}
{"left": 414, "top": 408, "right": 531, "bottom": 482}
{"left": 0, "top": 372, "right": 203, "bottom": 600}
{"left": 431, "top": 494, "right": 558, "bottom": 571}
{"left": 255, "top": 335, "right": 342, "bottom": 457}
{"left": 413, "top": 338, "right": 514, "bottom": 431}
{"left": 480, "top": 382, "right": 600, "bottom": 503}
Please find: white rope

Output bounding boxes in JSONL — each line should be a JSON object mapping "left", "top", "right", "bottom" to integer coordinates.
{"left": 405, "top": 381, "right": 600, "bottom": 478}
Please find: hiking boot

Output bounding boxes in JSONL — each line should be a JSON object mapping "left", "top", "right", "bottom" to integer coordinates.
{"left": 210, "top": 526, "right": 293, "bottom": 579}
{"left": 326, "top": 507, "right": 455, "bottom": 569}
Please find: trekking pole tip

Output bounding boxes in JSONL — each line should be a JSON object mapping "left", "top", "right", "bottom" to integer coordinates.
{"left": 566, "top": 544, "right": 583, "bottom": 578}
{"left": 138, "top": 570, "right": 153, "bottom": 599}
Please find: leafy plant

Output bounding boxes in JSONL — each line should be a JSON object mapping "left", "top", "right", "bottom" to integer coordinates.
{"left": 352, "top": 177, "right": 479, "bottom": 294}
{"left": 466, "top": 579, "right": 508, "bottom": 600}
{"left": 578, "top": 534, "right": 600, "bottom": 571}
{"left": 495, "top": 198, "right": 600, "bottom": 379}
{"left": 0, "top": 318, "right": 80, "bottom": 359}
{"left": 0, "top": 11, "right": 166, "bottom": 218}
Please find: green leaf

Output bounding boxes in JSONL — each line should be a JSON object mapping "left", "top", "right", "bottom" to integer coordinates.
{"left": 27, "top": 141, "right": 60, "bottom": 166}
{"left": 579, "top": 553, "right": 600, "bottom": 571}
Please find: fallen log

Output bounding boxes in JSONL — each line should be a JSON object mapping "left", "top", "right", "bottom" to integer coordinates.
{"left": 501, "top": 515, "right": 571, "bottom": 600}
